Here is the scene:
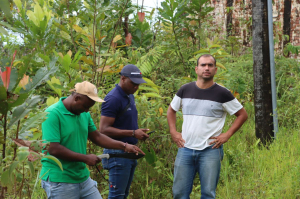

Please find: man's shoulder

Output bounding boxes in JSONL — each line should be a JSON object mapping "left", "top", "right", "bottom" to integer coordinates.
{"left": 213, "top": 83, "right": 231, "bottom": 93}
{"left": 212, "top": 83, "right": 235, "bottom": 103}
{"left": 180, "top": 82, "right": 195, "bottom": 90}
{"left": 45, "top": 101, "right": 61, "bottom": 113}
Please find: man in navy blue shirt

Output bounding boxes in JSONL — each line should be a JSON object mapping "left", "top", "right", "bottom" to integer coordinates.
{"left": 100, "top": 64, "right": 149, "bottom": 199}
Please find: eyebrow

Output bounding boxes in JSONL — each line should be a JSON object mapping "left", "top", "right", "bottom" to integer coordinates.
{"left": 200, "top": 63, "right": 214, "bottom": 66}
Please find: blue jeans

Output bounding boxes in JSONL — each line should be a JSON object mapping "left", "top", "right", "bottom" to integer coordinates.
{"left": 172, "top": 146, "right": 224, "bottom": 199}
{"left": 41, "top": 177, "right": 102, "bottom": 199}
{"left": 102, "top": 149, "right": 137, "bottom": 199}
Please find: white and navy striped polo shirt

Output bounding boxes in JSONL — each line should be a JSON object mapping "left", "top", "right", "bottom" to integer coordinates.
{"left": 170, "top": 82, "right": 243, "bottom": 150}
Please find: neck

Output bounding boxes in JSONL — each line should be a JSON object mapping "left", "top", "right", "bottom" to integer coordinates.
{"left": 196, "top": 79, "right": 215, "bottom": 89}
{"left": 62, "top": 96, "right": 72, "bottom": 112}
{"left": 119, "top": 83, "right": 130, "bottom": 95}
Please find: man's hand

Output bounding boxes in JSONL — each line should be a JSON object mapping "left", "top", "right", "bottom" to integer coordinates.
{"left": 209, "top": 133, "right": 230, "bottom": 149}
{"left": 124, "top": 144, "right": 145, "bottom": 155}
{"left": 134, "top": 129, "right": 149, "bottom": 140}
{"left": 171, "top": 131, "right": 185, "bottom": 148}
{"left": 84, "top": 154, "right": 101, "bottom": 166}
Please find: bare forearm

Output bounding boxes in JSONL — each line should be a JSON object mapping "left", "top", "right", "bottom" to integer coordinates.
{"left": 90, "top": 132, "right": 125, "bottom": 150}
{"left": 48, "top": 144, "right": 87, "bottom": 162}
{"left": 101, "top": 126, "right": 133, "bottom": 138}
{"left": 167, "top": 105, "right": 177, "bottom": 134}
{"left": 225, "top": 108, "right": 248, "bottom": 138}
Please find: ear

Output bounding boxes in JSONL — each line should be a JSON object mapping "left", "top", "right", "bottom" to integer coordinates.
{"left": 74, "top": 94, "right": 81, "bottom": 102}
{"left": 120, "top": 76, "right": 127, "bottom": 83}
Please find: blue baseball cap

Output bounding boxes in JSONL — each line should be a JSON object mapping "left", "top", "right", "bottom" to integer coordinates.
{"left": 120, "top": 64, "right": 146, "bottom": 84}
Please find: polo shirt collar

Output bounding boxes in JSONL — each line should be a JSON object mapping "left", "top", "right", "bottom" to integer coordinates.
{"left": 58, "top": 97, "right": 76, "bottom": 115}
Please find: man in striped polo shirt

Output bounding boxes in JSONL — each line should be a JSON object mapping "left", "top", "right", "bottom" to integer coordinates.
{"left": 167, "top": 54, "right": 248, "bottom": 199}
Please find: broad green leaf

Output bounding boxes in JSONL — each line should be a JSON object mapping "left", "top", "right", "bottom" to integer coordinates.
{"left": 18, "top": 112, "right": 48, "bottom": 137}
{"left": 46, "top": 77, "right": 62, "bottom": 97}
{"left": 113, "top": 35, "right": 122, "bottom": 43}
{"left": 27, "top": 161, "right": 35, "bottom": 177}
{"left": 0, "top": 26, "right": 8, "bottom": 35}
{"left": 135, "top": 29, "right": 141, "bottom": 41}
{"left": 73, "top": 50, "right": 82, "bottom": 63}
{"left": 0, "top": 0, "right": 12, "bottom": 19}
{"left": 73, "top": 24, "right": 87, "bottom": 35}
{"left": 0, "top": 101, "right": 8, "bottom": 115}
{"left": 60, "top": 31, "right": 72, "bottom": 42}
{"left": 18, "top": 150, "right": 30, "bottom": 162}
{"left": 20, "top": 57, "right": 58, "bottom": 94}
{"left": 138, "top": 86, "right": 159, "bottom": 93}
{"left": 26, "top": 10, "right": 38, "bottom": 27}
{"left": 0, "top": 86, "right": 7, "bottom": 100}
{"left": 62, "top": 54, "right": 71, "bottom": 72}
{"left": 216, "top": 62, "right": 226, "bottom": 70}
{"left": 13, "top": 0, "right": 22, "bottom": 12}
{"left": 80, "top": 56, "right": 94, "bottom": 66}
{"left": 142, "top": 147, "right": 157, "bottom": 167}
{"left": 7, "top": 68, "right": 19, "bottom": 92}
{"left": 9, "top": 161, "right": 19, "bottom": 180}
{"left": 193, "top": 49, "right": 210, "bottom": 54}
{"left": 8, "top": 93, "right": 29, "bottom": 109}
{"left": 39, "top": 54, "right": 50, "bottom": 63}
{"left": 43, "top": 155, "right": 63, "bottom": 171}
{"left": 143, "top": 77, "right": 159, "bottom": 88}
{"left": 10, "top": 64, "right": 29, "bottom": 93}
{"left": 143, "top": 93, "right": 162, "bottom": 98}
{"left": 0, "top": 21, "right": 26, "bottom": 34}
{"left": 46, "top": 96, "right": 59, "bottom": 106}
{"left": 1, "top": 170, "right": 12, "bottom": 186}
{"left": 8, "top": 95, "right": 42, "bottom": 128}
{"left": 34, "top": 3, "right": 44, "bottom": 24}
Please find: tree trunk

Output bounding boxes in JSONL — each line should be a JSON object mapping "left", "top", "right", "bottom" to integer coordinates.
{"left": 226, "top": 0, "right": 233, "bottom": 37}
{"left": 123, "top": 15, "right": 129, "bottom": 37}
{"left": 283, "top": 0, "right": 291, "bottom": 56}
{"left": 252, "top": 0, "right": 274, "bottom": 145}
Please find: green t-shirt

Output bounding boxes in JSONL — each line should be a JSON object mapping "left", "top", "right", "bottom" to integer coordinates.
{"left": 40, "top": 97, "right": 97, "bottom": 183}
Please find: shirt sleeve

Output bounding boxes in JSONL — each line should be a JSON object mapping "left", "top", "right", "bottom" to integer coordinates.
{"left": 42, "top": 111, "right": 61, "bottom": 142}
{"left": 87, "top": 112, "right": 97, "bottom": 133}
{"left": 222, "top": 98, "right": 243, "bottom": 115}
{"left": 101, "top": 95, "right": 121, "bottom": 118}
{"left": 170, "top": 95, "right": 182, "bottom": 112}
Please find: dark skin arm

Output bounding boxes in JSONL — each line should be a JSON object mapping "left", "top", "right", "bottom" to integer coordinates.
{"left": 47, "top": 130, "right": 145, "bottom": 166}
{"left": 209, "top": 108, "right": 248, "bottom": 148}
{"left": 99, "top": 116, "right": 149, "bottom": 141}
{"left": 47, "top": 142, "right": 100, "bottom": 166}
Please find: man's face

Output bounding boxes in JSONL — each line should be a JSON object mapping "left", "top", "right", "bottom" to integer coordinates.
{"left": 72, "top": 94, "right": 95, "bottom": 115}
{"left": 121, "top": 76, "right": 140, "bottom": 95}
{"left": 195, "top": 56, "right": 217, "bottom": 80}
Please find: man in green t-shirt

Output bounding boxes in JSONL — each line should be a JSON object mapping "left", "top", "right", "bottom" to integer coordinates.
{"left": 40, "top": 81, "right": 144, "bottom": 199}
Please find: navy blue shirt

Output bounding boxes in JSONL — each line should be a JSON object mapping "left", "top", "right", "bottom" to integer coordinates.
{"left": 101, "top": 84, "right": 138, "bottom": 144}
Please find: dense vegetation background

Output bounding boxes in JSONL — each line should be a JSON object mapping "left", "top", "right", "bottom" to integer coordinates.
{"left": 0, "top": 0, "right": 300, "bottom": 198}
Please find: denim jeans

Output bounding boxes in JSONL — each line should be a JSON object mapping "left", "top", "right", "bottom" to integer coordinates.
{"left": 102, "top": 149, "right": 137, "bottom": 199}
{"left": 172, "top": 146, "right": 224, "bottom": 199}
{"left": 41, "top": 177, "right": 102, "bottom": 199}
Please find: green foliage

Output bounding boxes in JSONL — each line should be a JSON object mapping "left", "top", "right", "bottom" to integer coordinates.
{"left": 1, "top": 0, "right": 300, "bottom": 198}
{"left": 137, "top": 46, "right": 164, "bottom": 75}
{"left": 283, "top": 43, "right": 300, "bottom": 56}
